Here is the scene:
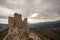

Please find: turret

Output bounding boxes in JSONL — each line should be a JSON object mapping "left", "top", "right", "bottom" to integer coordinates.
{"left": 8, "top": 16, "right": 14, "bottom": 33}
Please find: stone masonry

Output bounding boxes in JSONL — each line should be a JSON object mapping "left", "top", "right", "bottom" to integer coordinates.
{"left": 3, "top": 13, "right": 41, "bottom": 40}
{"left": 3, "top": 13, "right": 30, "bottom": 40}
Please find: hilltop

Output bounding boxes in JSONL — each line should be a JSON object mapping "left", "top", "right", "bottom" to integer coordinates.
{"left": 0, "top": 13, "right": 60, "bottom": 40}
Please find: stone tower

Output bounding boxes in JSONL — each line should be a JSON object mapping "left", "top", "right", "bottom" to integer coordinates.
{"left": 3, "top": 13, "right": 30, "bottom": 40}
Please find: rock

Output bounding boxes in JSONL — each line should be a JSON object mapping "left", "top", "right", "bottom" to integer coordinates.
{"left": 3, "top": 13, "right": 30, "bottom": 40}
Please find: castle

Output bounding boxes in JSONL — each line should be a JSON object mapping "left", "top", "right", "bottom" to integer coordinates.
{"left": 2, "top": 13, "right": 60, "bottom": 40}
{"left": 3, "top": 13, "right": 41, "bottom": 40}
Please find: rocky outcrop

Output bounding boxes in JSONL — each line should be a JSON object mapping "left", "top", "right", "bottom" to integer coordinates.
{"left": 3, "top": 13, "right": 30, "bottom": 40}
{"left": 3, "top": 13, "right": 41, "bottom": 40}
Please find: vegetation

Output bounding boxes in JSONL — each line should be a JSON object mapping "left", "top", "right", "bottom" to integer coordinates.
{"left": 31, "top": 28, "right": 60, "bottom": 40}
{"left": 0, "top": 27, "right": 8, "bottom": 40}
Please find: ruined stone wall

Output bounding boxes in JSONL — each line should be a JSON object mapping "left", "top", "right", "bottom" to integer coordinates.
{"left": 3, "top": 13, "right": 30, "bottom": 40}
{"left": 3, "top": 13, "right": 41, "bottom": 40}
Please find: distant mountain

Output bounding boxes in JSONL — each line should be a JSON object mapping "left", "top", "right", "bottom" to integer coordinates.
{"left": 0, "top": 23, "right": 7, "bottom": 27}
{"left": 29, "top": 20, "right": 60, "bottom": 28}
{"left": 0, "top": 20, "right": 60, "bottom": 28}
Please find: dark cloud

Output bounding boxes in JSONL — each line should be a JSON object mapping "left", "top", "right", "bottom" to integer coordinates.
{"left": 0, "top": 15, "right": 8, "bottom": 19}
{"left": 0, "top": 0, "right": 60, "bottom": 19}
{"left": 36, "top": 0, "right": 60, "bottom": 19}
{"left": 0, "top": 0, "right": 5, "bottom": 4}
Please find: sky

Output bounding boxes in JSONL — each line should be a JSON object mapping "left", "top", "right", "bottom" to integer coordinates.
{"left": 0, "top": 0, "right": 60, "bottom": 24}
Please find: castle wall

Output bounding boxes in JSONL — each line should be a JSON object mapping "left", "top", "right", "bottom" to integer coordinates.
{"left": 3, "top": 13, "right": 30, "bottom": 40}
{"left": 3, "top": 13, "right": 41, "bottom": 40}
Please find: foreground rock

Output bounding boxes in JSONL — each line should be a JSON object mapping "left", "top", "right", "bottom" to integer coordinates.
{"left": 0, "top": 26, "right": 8, "bottom": 40}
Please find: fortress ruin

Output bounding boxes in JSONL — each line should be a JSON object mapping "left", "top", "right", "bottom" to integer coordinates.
{"left": 3, "top": 13, "right": 41, "bottom": 40}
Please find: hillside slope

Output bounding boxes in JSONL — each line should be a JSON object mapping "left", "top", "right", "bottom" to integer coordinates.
{"left": 31, "top": 28, "right": 60, "bottom": 40}
{"left": 0, "top": 27, "right": 8, "bottom": 40}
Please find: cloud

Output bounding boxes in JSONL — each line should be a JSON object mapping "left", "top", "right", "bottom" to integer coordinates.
{"left": 0, "top": 6, "right": 14, "bottom": 19}
{"left": 29, "top": 13, "right": 38, "bottom": 18}
{"left": 0, "top": 0, "right": 60, "bottom": 23}
{"left": 0, "top": 19, "right": 8, "bottom": 24}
